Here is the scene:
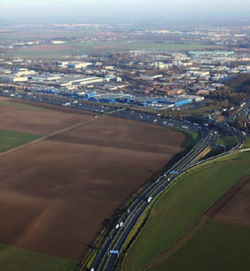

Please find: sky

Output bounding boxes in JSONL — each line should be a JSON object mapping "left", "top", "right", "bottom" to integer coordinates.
{"left": 1, "top": 0, "right": 250, "bottom": 22}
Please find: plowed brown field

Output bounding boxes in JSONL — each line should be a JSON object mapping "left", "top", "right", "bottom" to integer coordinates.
{"left": 0, "top": 98, "right": 185, "bottom": 260}
{"left": 0, "top": 97, "right": 93, "bottom": 135}
{"left": 209, "top": 176, "right": 250, "bottom": 227}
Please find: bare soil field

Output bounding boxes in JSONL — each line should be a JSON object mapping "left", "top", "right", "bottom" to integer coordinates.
{"left": 93, "top": 42, "right": 126, "bottom": 50}
{"left": 9, "top": 98, "right": 94, "bottom": 116}
{"left": 21, "top": 45, "right": 73, "bottom": 52}
{"left": 208, "top": 176, "right": 250, "bottom": 227}
{"left": 0, "top": 102, "right": 185, "bottom": 261}
{"left": 0, "top": 98, "right": 93, "bottom": 135}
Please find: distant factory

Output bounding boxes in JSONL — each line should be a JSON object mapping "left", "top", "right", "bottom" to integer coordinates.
{"left": 77, "top": 93, "right": 203, "bottom": 108}
{"left": 55, "top": 61, "right": 92, "bottom": 69}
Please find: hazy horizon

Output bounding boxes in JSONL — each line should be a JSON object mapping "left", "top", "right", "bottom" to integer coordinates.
{"left": 1, "top": 0, "right": 250, "bottom": 24}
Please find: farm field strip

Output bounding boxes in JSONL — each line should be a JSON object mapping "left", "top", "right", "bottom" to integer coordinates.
{"left": 0, "top": 97, "right": 94, "bottom": 135}
{"left": 149, "top": 173, "right": 250, "bottom": 271}
{"left": 0, "top": 244, "right": 78, "bottom": 271}
{"left": 0, "top": 129, "right": 41, "bottom": 153}
{"left": 3, "top": 39, "right": 223, "bottom": 59}
{"left": 0, "top": 115, "right": 99, "bottom": 157}
{"left": 150, "top": 220, "right": 250, "bottom": 271}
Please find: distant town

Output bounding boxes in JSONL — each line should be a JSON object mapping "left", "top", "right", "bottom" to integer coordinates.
{"left": 1, "top": 24, "right": 250, "bottom": 113}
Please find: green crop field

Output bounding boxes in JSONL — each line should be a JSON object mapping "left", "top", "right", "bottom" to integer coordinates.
{"left": 4, "top": 50, "right": 74, "bottom": 59}
{"left": 0, "top": 129, "right": 41, "bottom": 153}
{"left": 215, "top": 134, "right": 238, "bottom": 150}
{"left": 123, "top": 152, "right": 250, "bottom": 271}
{"left": 4, "top": 40, "right": 222, "bottom": 59}
{"left": 150, "top": 220, "right": 250, "bottom": 271}
{"left": 0, "top": 244, "right": 78, "bottom": 271}
{"left": 0, "top": 27, "right": 99, "bottom": 42}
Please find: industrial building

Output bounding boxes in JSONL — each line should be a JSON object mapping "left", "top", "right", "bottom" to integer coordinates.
{"left": 55, "top": 61, "right": 92, "bottom": 69}
{"left": 0, "top": 75, "right": 29, "bottom": 83}
{"left": 12, "top": 68, "right": 36, "bottom": 76}
{"left": 47, "top": 76, "right": 105, "bottom": 87}
{"left": 51, "top": 41, "right": 65, "bottom": 44}
{"left": 89, "top": 93, "right": 131, "bottom": 104}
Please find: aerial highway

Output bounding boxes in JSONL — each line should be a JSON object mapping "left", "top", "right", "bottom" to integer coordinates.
{"left": 89, "top": 133, "right": 213, "bottom": 271}
{"left": 91, "top": 126, "right": 244, "bottom": 271}
{"left": 0, "top": 89, "right": 246, "bottom": 271}
{"left": 87, "top": 113, "right": 245, "bottom": 271}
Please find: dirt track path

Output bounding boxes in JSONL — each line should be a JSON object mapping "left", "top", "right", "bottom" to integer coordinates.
{"left": 0, "top": 115, "right": 100, "bottom": 158}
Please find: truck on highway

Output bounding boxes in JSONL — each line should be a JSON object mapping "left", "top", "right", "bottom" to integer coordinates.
{"left": 147, "top": 196, "right": 153, "bottom": 203}
{"left": 115, "top": 224, "right": 120, "bottom": 229}
{"left": 62, "top": 102, "right": 71, "bottom": 107}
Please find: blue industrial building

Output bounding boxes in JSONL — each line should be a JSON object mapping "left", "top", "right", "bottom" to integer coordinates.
{"left": 34, "top": 88, "right": 199, "bottom": 109}
{"left": 85, "top": 93, "right": 96, "bottom": 99}
{"left": 88, "top": 94, "right": 131, "bottom": 104}
{"left": 42, "top": 89, "right": 55, "bottom": 94}
{"left": 129, "top": 97, "right": 159, "bottom": 107}
{"left": 158, "top": 97, "right": 193, "bottom": 107}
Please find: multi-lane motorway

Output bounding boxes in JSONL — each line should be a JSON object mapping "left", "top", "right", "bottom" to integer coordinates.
{"left": 86, "top": 115, "right": 245, "bottom": 271}
{"left": 98, "top": 134, "right": 213, "bottom": 271}
{"left": 0, "top": 89, "right": 200, "bottom": 133}
{"left": 90, "top": 124, "right": 244, "bottom": 271}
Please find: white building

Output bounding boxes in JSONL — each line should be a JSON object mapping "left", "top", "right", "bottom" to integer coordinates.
{"left": 67, "top": 62, "right": 92, "bottom": 69}
{"left": 0, "top": 75, "right": 28, "bottom": 83}
{"left": 51, "top": 41, "right": 65, "bottom": 44}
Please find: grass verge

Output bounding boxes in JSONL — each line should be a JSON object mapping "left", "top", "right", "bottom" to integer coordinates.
{"left": 215, "top": 134, "right": 238, "bottom": 150}
{"left": 176, "top": 128, "right": 200, "bottom": 149}
{"left": 243, "top": 136, "right": 250, "bottom": 149}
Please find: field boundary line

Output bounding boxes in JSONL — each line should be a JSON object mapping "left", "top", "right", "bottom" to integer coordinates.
{"left": 142, "top": 165, "right": 250, "bottom": 270}
{"left": 207, "top": 175, "right": 250, "bottom": 218}
{"left": 123, "top": 149, "right": 247, "bottom": 271}
{"left": 143, "top": 216, "right": 208, "bottom": 270}
{"left": 0, "top": 116, "right": 100, "bottom": 158}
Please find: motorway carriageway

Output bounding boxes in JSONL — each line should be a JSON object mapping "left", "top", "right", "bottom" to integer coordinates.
{"left": 0, "top": 91, "right": 200, "bottom": 134}
{"left": 89, "top": 133, "right": 213, "bottom": 271}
